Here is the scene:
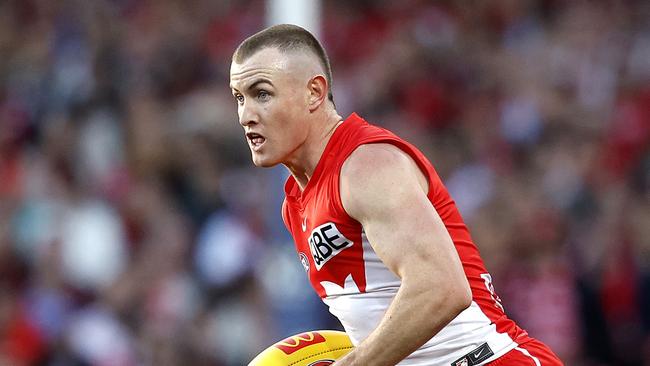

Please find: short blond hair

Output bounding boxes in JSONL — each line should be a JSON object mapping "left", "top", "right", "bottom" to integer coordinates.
{"left": 233, "top": 24, "right": 334, "bottom": 102}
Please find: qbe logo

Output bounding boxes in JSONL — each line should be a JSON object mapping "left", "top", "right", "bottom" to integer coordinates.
{"left": 308, "top": 222, "right": 353, "bottom": 271}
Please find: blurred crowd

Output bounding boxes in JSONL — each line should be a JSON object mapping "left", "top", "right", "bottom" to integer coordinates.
{"left": 0, "top": 0, "right": 648, "bottom": 365}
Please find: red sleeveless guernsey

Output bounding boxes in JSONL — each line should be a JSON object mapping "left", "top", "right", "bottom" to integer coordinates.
{"left": 283, "top": 113, "right": 535, "bottom": 365}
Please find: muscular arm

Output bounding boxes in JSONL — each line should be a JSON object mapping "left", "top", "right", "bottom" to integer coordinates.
{"left": 333, "top": 144, "right": 472, "bottom": 366}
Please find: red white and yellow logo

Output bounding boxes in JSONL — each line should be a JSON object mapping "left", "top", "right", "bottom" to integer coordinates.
{"left": 274, "top": 332, "right": 327, "bottom": 355}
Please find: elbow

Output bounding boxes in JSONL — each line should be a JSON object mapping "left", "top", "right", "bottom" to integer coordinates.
{"left": 417, "top": 281, "right": 472, "bottom": 331}
{"left": 443, "top": 281, "right": 472, "bottom": 319}
{"left": 456, "top": 285, "right": 473, "bottom": 313}
{"left": 417, "top": 279, "right": 473, "bottom": 324}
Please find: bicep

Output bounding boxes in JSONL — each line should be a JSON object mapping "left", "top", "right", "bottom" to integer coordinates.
{"left": 340, "top": 144, "right": 463, "bottom": 280}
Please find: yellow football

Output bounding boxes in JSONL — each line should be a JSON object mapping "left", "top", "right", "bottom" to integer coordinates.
{"left": 248, "top": 330, "right": 354, "bottom": 366}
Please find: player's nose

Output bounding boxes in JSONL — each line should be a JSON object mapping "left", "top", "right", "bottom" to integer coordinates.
{"left": 239, "top": 102, "right": 258, "bottom": 127}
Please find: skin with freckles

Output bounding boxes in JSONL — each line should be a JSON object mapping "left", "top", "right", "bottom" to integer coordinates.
{"left": 229, "top": 47, "right": 342, "bottom": 189}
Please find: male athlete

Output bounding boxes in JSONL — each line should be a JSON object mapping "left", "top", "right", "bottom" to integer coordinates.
{"left": 229, "top": 24, "right": 563, "bottom": 366}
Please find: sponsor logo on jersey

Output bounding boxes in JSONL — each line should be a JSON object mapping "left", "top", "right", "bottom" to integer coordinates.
{"left": 274, "top": 332, "right": 326, "bottom": 355}
{"left": 308, "top": 222, "right": 353, "bottom": 270}
{"left": 299, "top": 252, "right": 310, "bottom": 273}
{"left": 308, "top": 360, "right": 335, "bottom": 366}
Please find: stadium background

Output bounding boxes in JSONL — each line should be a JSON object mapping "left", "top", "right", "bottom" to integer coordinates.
{"left": 0, "top": 0, "right": 649, "bottom": 365}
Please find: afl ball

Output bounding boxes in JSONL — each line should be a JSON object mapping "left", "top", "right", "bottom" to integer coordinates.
{"left": 248, "top": 330, "right": 354, "bottom": 366}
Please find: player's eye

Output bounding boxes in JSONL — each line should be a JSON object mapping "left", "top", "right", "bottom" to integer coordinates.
{"left": 258, "top": 90, "right": 270, "bottom": 101}
{"left": 234, "top": 94, "right": 244, "bottom": 104}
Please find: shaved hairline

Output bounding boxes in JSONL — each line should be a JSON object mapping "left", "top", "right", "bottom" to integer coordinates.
{"left": 233, "top": 46, "right": 326, "bottom": 79}
{"left": 233, "top": 43, "right": 322, "bottom": 66}
{"left": 232, "top": 24, "right": 334, "bottom": 103}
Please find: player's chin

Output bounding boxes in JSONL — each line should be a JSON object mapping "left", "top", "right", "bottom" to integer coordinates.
{"left": 250, "top": 151, "right": 279, "bottom": 168}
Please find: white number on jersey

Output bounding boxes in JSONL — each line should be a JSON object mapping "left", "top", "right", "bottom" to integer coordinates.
{"left": 480, "top": 273, "right": 504, "bottom": 311}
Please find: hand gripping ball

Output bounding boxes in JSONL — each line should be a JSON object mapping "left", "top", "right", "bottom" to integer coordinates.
{"left": 248, "top": 330, "right": 354, "bottom": 366}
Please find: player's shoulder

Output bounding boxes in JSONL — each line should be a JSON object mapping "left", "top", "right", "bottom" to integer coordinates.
{"left": 341, "top": 143, "right": 413, "bottom": 178}
{"left": 340, "top": 143, "right": 421, "bottom": 201}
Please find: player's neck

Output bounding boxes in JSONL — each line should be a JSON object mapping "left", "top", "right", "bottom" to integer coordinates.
{"left": 285, "top": 110, "right": 343, "bottom": 191}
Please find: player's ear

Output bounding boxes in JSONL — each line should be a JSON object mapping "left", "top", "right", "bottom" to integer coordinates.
{"left": 307, "top": 74, "right": 328, "bottom": 112}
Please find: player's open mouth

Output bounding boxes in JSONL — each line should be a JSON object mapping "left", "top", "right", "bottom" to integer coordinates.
{"left": 246, "top": 132, "right": 266, "bottom": 151}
